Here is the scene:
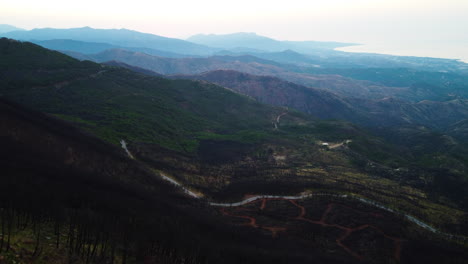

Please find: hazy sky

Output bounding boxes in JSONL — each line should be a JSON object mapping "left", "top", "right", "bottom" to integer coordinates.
{"left": 1, "top": 0, "right": 467, "bottom": 46}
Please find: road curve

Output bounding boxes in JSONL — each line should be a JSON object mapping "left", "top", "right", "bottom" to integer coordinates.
{"left": 155, "top": 169, "right": 467, "bottom": 242}
{"left": 209, "top": 192, "right": 467, "bottom": 242}
{"left": 119, "top": 142, "right": 467, "bottom": 243}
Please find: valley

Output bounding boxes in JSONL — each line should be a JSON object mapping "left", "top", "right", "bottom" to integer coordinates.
{"left": 1, "top": 25, "right": 468, "bottom": 264}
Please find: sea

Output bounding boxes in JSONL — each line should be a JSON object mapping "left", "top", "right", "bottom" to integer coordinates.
{"left": 336, "top": 42, "right": 468, "bottom": 64}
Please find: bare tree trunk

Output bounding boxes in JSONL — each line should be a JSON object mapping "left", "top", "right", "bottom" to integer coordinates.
{"left": 55, "top": 221, "right": 60, "bottom": 248}
{"left": 68, "top": 218, "right": 76, "bottom": 258}
{"left": 99, "top": 232, "right": 108, "bottom": 261}
{"left": 33, "top": 222, "right": 41, "bottom": 257}
{"left": 6, "top": 208, "right": 12, "bottom": 252}
{"left": 89, "top": 232, "right": 100, "bottom": 263}
{"left": 0, "top": 208, "right": 5, "bottom": 253}
{"left": 110, "top": 241, "right": 116, "bottom": 264}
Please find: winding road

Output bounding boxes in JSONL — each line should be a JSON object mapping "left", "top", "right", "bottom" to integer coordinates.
{"left": 120, "top": 140, "right": 134, "bottom": 159}
{"left": 209, "top": 193, "right": 467, "bottom": 242}
{"left": 159, "top": 173, "right": 200, "bottom": 198}
{"left": 120, "top": 140, "right": 468, "bottom": 251}
{"left": 159, "top": 169, "right": 466, "bottom": 243}
{"left": 273, "top": 112, "right": 288, "bottom": 129}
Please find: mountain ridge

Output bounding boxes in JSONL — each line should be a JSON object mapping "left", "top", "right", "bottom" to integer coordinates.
{"left": 32, "top": 38, "right": 191, "bottom": 58}
{"left": 172, "top": 69, "right": 468, "bottom": 131}
{"left": 1, "top": 26, "right": 218, "bottom": 55}
{"left": 62, "top": 47, "right": 468, "bottom": 104}
{"left": 0, "top": 24, "right": 25, "bottom": 33}
{"left": 187, "top": 32, "right": 356, "bottom": 53}
{"left": 2, "top": 37, "right": 468, "bottom": 263}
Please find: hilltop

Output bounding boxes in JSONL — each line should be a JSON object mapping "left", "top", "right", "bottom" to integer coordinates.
{"left": 0, "top": 24, "right": 25, "bottom": 33}
{"left": 0, "top": 27, "right": 217, "bottom": 55}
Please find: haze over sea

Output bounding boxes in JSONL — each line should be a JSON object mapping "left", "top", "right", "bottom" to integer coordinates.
{"left": 337, "top": 41, "right": 468, "bottom": 64}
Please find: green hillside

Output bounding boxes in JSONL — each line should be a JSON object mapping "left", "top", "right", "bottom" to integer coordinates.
{"left": 0, "top": 38, "right": 315, "bottom": 153}
{"left": 2, "top": 38, "right": 468, "bottom": 263}
{"left": 2, "top": 38, "right": 468, "bottom": 224}
{"left": 1, "top": 98, "right": 334, "bottom": 264}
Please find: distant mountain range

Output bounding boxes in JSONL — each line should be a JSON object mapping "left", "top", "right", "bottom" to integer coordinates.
{"left": 173, "top": 70, "right": 468, "bottom": 131}
{"left": 187, "top": 32, "right": 355, "bottom": 52}
{"left": 6, "top": 26, "right": 459, "bottom": 105}
{"left": 187, "top": 32, "right": 467, "bottom": 72}
{"left": 32, "top": 39, "right": 190, "bottom": 58}
{"left": 0, "top": 38, "right": 314, "bottom": 151}
{"left": 2, "top": 24, "right": 465, "bottom": 73}
{"left": 2, "top": 35, "right": 468, "bottom": 263}
{"left": 59, "top": 48, "right": 401, "bottom": 98}
{"left": 2, "top": 26, "right": 468, "bottom": 158}
{"left": 43, "top": 43, "right": 468, "bottom": 131}
{"left": 103, "top": 60, "right": 164, "bottom": 77}
{"left": 0, "top": 24, "right": 25, "bottom": 33}
{"left": 70, "top": 48, "right": 287, "bottom": 75}
{"left": 172, "top": 70, "right": 358, "bottom": 119}
{"left": 60, "top": 47, "right": 468, "bottom": 104}
{"left": 0, "top": 26, "right": 217, "bottom": 55}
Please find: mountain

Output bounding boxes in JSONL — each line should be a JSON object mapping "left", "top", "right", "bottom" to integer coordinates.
{"left": 172, "top": 70, "right": 359, "bottom": 120}
{"left": 4, "top": 26, "right": 466, "bottom": 74}
{"left": 187, "top": 32, "right": 355, "bottom": 53}
{"left": 447, "top": 119, "right": 468, "bottom": 141}
{"left": 3, "top": 97, "right": 344, "bottom": 264}
{"left": 303, "top": 67, "right": 468, "bottom": 100}
{"left": 0, "top": 24, "right": 25, "bottom": 33}
{"left": 58, "top": 44, "right": 468, "bottom": 103}
{"left": 172, "top": 70, "right": 468, "bottom": 131}
{"left": 271, "top": 50, "right": 468, "bottom": 72}
{"left": 32, "top": 39, "right": 116, "bottom": 54}
{"left": 68, "top": 48, "right": 468, "bottom": 129}
{"left": 58, "top": 47, "right": 468, "bottom": 128}
{"left": 230, "top": 49, "right": 322, "bottom": 67}
{"left": 205, "top": 36, "right": 467, "bottom": 72}
{"left": 352, "top": 97, "right": 468, "bottom": 129}
{"left": 0, "top": 38, "right": 357, "bottom": 263}
{"left": 0, "top": 38, "right": 311, "bottom": 152}
{"left": 65, "top": 48, "right": 397, "bottom": 99}
{"left": 103, "top": 60, "right": 164, "bottom": 76}
{"left": 187, "top": 33, "right": 467, "bottom": 72}
{"left": 32, "top": 39, "right": 190, "bottom": 58}
{"left": 76, "top": 48, "right": 286, "bottom": 75}
{"left": 7, "top": 96, "right": 468, "bottom": 264}
{"left": 1, "top": 26, "right": 218, "bottom": 55}
{"left": 60, "top": 49, "right": 96, "bottom": 61}
{"left": 69, "top": 48, "right": 463, "bottom": 103}
{"left": 2, "top": 38, "right": 468, "bottom": 263}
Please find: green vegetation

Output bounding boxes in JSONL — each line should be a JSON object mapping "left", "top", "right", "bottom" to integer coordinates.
{"left": 196, "top": 130, "right": 270, "bottom": 144}
{"left": 0, "top": 39, "right": 303, "bottom": 152}
{"left": 2, "top": 39, "right": 468, "bottom": 211}
{"left": 305, "top": 67, "right": 468, "bottom": 101}
{"left": 2, "top": 38, "right": 468, "bottom": 262}
{"left": 4, "top": 98, "right": 327, "bottom": 264}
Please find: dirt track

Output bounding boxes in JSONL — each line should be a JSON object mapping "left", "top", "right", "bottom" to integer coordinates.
{"left": 220, "top": 198, "right": 402, "bottom": 261}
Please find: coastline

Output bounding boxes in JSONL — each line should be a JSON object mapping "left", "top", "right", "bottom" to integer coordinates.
{"left": 336, "top": 43, "right": 468, "bottom": 64}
